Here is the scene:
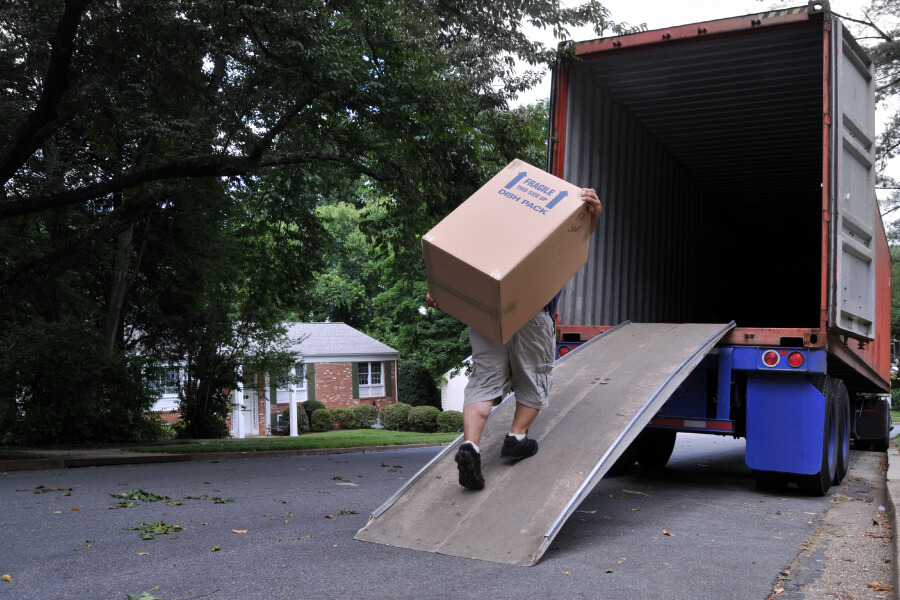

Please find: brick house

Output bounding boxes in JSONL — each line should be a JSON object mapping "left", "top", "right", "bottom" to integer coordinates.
{"left": 229, "top": 322, "right": 400, "bottom": 437}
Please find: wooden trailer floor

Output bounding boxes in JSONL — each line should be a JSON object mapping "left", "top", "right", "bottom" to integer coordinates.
{"left": 354, "top": 321, "right": 735, "bottom": 566}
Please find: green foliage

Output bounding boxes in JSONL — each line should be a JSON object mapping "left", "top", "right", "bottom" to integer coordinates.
{"left": 331, "top": 407, "right": 357, "bottom": 430}
{"left": 398, "top": 360, "right": 442, "bottom": 409}
{"left": 0, "top": 318, "right": 161, "bottom": 445}
{"left": 310, "top": 408, "right": 334, "bottom": 432}
{"left": 436, "top": 410, "right": 463, "bottom": 433}
{"left": 352, "top": 404, "right": 379, "bottom": 428}
{"left": 124, "top": 521, "right": 183, "bottom": 540}
{"left": 303, "top": 399, "right": 326, "bottom": 421}
{"left": 379, "top": 402, "right": 413, "bottom": 431}
{"left": 127, "top": 587, "right": 164, "bottom": 600}
{"left": 407, "top": 405, "right": 440, "bottom": 433}
{"left": 0, "top": 1, "right": 626, "bottom": 443}
{"left": 277, "top": 406, "right": 309, "bottom": 434}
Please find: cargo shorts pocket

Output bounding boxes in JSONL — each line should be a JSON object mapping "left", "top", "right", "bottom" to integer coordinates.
{"left": 535, "top": 362, "right": 554, "bottom": 409}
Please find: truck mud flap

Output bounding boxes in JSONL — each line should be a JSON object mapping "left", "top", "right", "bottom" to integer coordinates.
{"left": 354, "top": 321, "right": 735, "bottom": 566}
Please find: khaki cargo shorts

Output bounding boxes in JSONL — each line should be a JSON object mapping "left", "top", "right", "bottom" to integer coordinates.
{"left": 463, "top": 310, "right": 555, "bottom": 410}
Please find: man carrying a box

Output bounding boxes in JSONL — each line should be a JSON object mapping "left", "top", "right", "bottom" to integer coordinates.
{"left": 427, "top": 188, "right": 602, "bottom": 490}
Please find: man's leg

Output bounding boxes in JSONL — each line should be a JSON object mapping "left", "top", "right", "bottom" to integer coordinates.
{"left": 509, "top": 403, "right": 540, "bottom": 436}
{"left": 501, "top": 310, "right": 554, "bottom": 460}
{"left": 455, "top": 399, "right": 493, "bottom": 490}
{"left": 462, "top": 399, "right": 494, "bottom": 446}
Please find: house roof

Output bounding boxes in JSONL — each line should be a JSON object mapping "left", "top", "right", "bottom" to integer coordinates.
{"left": 284, "top": 322, "right": 398, "bottom": 360}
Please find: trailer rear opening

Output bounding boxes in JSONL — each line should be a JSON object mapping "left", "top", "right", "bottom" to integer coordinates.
{"left": 550, "top": 3, "right": 891, "bottom": 493}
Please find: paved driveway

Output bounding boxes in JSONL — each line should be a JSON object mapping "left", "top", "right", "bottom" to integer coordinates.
{"left": 0, "top": 436, "right": 875, "bottom": 599}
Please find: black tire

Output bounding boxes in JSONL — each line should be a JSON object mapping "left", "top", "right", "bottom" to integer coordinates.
{"left": 606, "top": 441, "right": 638, "bottom": 476}
{"left": 636, "top": 429, "right": 677, "bottom": 470}
{"left": 831, "top": 378, "right": 850, "bottom": 485}
{"left": 753, "top": 470, "right": 788, "bottom": 491}
{"left": 798, "top": 389, "right": 837, "bottom": 496}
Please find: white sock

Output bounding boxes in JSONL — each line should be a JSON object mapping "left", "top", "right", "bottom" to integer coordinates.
{"left": 509, "top": 432, "right": 526, "bottom": 441}
{"left": 462, "top": 440, "right": 480, "bottom": 453}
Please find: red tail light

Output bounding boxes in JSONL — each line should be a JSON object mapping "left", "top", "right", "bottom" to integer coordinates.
{"left": 558, "top": 345, "right": 570, "bottom": 357}
{"left": 762, "top": 350, "right": 780, "bottom": 367}
{"left": 787, "top": 351, "right": 804, "bottom": 368}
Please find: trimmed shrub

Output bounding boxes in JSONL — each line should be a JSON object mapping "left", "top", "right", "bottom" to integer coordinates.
{"left": 352, "top": 404, "right": 379, "bottom": 428}
{"left": 302, "top": 399, "right": 326, "bottom": 421}
{"left": 436, "top": 410, "right": 463, "bottom": 433}
{"left": 408, "top": 405, "right": 440, "bottom": 433}
{"left": 277, "top": 405, "right": 309, "bottom": 434}
{"left": 380, "top": 402, "right": 412, "bottom": 431}
{"left": 398, "top": 361, "right": 441, "bottom": 409}
{"left": 331, "top": 407, "right": 357, "bottom": 430}
{"left": 310, "top": 408, "right": 334, "bottom": 432}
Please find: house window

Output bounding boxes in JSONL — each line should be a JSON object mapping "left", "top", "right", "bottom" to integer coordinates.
{"left": 358, "top": 362, "right": 383, "bottom": 397}
{"left": 151, "top": 368, "right": 180, "bottom": 396}
{"left": 295, "top": 363, "right": 306, "bottom": 390}
{"left": 276, "top": 364, "right": 306, "bottom": 391}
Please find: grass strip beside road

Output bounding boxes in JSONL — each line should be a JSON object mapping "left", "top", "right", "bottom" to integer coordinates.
{"left": 127, "top": 429, "right": 459, "bottom": 454}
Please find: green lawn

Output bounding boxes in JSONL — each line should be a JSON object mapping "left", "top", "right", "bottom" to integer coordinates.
{"left": 127, "top": 429, "right": 459, "bottom": 454}
{"left": 892, "top": 410, "right": 900, "bottom": 423}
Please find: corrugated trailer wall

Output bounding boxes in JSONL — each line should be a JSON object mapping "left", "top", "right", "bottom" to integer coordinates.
{"left": 557, "top": 64, "right": 716, "bottom": 326}
{"left": 554, "top": 18, "right": 826, "bottom": 333}
{"left": 551, "top": 8, "right": 890, "bottom": 393}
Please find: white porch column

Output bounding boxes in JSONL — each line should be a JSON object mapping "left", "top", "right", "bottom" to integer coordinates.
{"left": 234, "top": 383, "right": 245, "bottom": 439}
{"left": 289, "top": 366, "right": 298, "bottom": 437}
{"left": 264, "top": 373, "right": 272, "bottom": 436}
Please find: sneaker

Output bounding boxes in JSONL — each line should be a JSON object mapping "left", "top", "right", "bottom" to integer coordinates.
{"left": 455, "top": 443, "right": 485, "bottom": 490}
{"left": 500, "top": 434, "right": 538, "bottom": 460}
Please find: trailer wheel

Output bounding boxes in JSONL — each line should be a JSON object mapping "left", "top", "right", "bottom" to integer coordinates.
{"left": 606, "top": 442, "right": 638, "bottom": 477}
{"left": 636, "top": 429, "right": 677, "bottom": 470}
{"left": 753, "top": 470, "right": 788, "bottom": 491}
{"left": 831, "top": 378, "right": 850, "bottom": 485}
{"left": 798, "top": 391, "right": 837, "bottom": 496}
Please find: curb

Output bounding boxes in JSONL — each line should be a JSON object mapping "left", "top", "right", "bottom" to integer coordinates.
{"left": 886, "top": 441, "right": 900, "bottom": 600}
{"left": 0, "top": 443, "right": 449, "bottom": 472}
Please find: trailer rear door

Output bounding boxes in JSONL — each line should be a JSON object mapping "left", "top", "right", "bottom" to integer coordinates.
{"left": 831, "top": 21, "right": 878, "bottom": 341}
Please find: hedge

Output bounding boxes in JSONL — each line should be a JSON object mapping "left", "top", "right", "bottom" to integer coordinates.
{"left": 331, "top": 407, "right": 357, "bottom": 429}
{"left": 380, "top": 402, "right": 412, "bottom": 431}
{"left": 277, "top": 406, "right": 309, "bottom": 433}
{"left": 408, "top": 405, "right": 440, "bottom": 433}
{"left": 310, "top": 408, "right": 334, "bottom": 432}
{"left": 303, "top": 399, "right": 326, "bottom": 421}
{"left": 352, "top": 404, "right": 379, "bottom": 428}
{"left": 436, "top": 410, "right": 463, "bottom": 433}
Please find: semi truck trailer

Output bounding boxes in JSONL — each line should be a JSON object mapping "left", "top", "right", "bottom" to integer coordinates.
{"left": 550, "top": 0, "right": 892, "bottom": 495}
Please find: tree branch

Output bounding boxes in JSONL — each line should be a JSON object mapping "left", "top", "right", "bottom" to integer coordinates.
{"left": 834, "top": 11, "right": 895, "bottom": 43}
{"left": 0, "top": 151, "right": 385, "bottom": 220}
{"left": 0, "top": 0, "right": 93, "bottom": 186}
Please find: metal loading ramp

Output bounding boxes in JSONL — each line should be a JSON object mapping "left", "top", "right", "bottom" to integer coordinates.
{"left": 355, "top": 321, "right": 735, "bottom": 566}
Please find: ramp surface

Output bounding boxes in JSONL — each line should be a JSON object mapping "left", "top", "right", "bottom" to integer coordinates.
{"left": 355, "top": 321, "right": 734, "bottom": 565}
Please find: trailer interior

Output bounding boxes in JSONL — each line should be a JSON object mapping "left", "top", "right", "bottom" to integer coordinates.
{"left": 556, "top": 18, "right": 827, "bottom": 331}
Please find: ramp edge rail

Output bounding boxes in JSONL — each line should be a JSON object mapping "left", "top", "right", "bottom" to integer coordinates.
{"left": 539, "top": 320, "right": 736, "bottom": 557}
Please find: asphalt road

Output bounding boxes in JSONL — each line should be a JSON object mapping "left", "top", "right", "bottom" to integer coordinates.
{"left": 0, "top": 434, "right": 874, "bottom": 599}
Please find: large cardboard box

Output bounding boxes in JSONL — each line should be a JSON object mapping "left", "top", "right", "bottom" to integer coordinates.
{"left": 422, "top": 159, "right": 592, "bottom": 345}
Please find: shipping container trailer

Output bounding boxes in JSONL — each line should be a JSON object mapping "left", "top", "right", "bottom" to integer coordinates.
{"left": 549, "top": 0, "right": 892, "bottom": 494}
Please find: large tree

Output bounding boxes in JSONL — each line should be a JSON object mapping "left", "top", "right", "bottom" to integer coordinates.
{"left": 0, "top": 1, "right": 630, "bottom": 442}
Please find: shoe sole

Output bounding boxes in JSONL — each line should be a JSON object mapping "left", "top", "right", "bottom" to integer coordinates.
{"left": 500, "top": 442, "right": 539, "bottom": 461}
